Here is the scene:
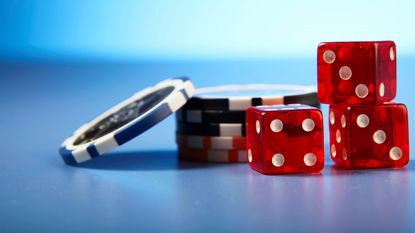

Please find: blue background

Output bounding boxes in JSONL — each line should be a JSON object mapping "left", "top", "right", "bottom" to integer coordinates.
{"left": 1, "top": 1, "right": 415, "bottom": 232}
{"left": 1, "top": 0, "right": 415, "bottom": 60}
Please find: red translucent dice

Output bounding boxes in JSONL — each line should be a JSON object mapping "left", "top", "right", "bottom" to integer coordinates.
{"left": 246, "top": 105, "right": 324, "bottom": 174}
{"left": 329, "top": 103, "right": 409, "bottom": 168}
{"left": 317, "top": 41, "right": 396, "bottom": 105}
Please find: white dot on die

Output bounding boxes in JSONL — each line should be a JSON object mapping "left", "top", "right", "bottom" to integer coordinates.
{"left": 302, "top": 118, "right": 315, "bottom": 132}
{"left": 390, "top": 47, "right": 395, "bottom": 61}
{"left": 356, "top": 114, "right": 369, "bottom": 128}
{"left": 331, "top": 144, "right": 336, "bottom": 157}
{"left": 304, "top": 153, "right": 317, "bottom": 167}
{"left": 272, "top": 153, "right": 285, "bottom": 167}
{"left": 323, "top": 50, "right": 336, "bottom": 64}
{"left": 355, "top": 84, "right": 369, "bottom": 98}
{"left": 342, "top": 148, "right": 348, "bottom": 160}
{"left": 248, "top": 149, "right": 253, "bottom": 163}
{"left": 373, "top": 130, "right": 386, "bottom": 144}
{"left": 270, "top": 119, "right": 283, "bottom": 133}
{"left": 355, "top": 84, "right": 369, "bottom": 99}
{"left": 339, "top": 66, "right": 352, "bottom": 80}
{"left": 379, "top": 82, "right": 385, "bottom": 97}
{"left": 341, "top": 114, "right": 346, "bottom": 128}
{"left": 330, "top": 111, "right": 335, "bottom": 125}
{"left": 389, "top": 147, "right": 402, "bottom": 161}
{"left": 336, "top": 129, "right": 341, "bottom": 143}
{"left": 256, "top": 120, "right": 261, "bottom": 134}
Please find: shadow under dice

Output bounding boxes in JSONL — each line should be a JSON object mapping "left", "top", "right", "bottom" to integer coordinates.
{"left": 317, "top": 41, "right": 396, "bottom": 105}
{"left": 329, "top": 103, "right": 409, "bottom": 169}
{"left": 246, "top": 105, "right": 324, "bottom": 175}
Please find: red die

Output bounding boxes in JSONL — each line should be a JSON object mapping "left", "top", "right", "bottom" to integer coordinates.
{"left": 329, "top": 103, "right": 409, "bottom": 168}
{"left": 317, "top": 41, "right": 396, "bottom": 105}
{"left": 246, "top": 104, "right": 324, "bottom": 174}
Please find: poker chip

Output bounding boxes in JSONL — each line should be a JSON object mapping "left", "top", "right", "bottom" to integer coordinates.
{"left": 174, "top": 84, "right": 318, "bottom": 163}
{"left": 59, "top": 77, "right": 195, "bottom": 165}
{"left": 175, "top": 109, "right": 246, "bottom": 124}
{"left": 60, "top": 80, "right": 319, "bottom": 165}
{"left": 176, "top": 133, "right": 246, "bottom": 150}
{"left": 181, "top": 84, "right": 318, "bottom": 111}
{"left": 178, "top": 146, "right": 247, "bottom": 163}
{"left": 176, "top": 122, "right": 246, "bottom": 137}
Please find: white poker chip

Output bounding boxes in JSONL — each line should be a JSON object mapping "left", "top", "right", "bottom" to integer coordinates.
{"left": 59, "top": 77, "right": 195, "bottom": 165}
{"left": 181, "top": 84, "right": 318, "bottom": 111}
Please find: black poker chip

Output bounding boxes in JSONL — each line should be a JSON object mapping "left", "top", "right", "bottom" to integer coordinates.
{"left": 175, "top": 109, "right": 246, "bottom": 124}
{"left": 176, "top": 122, "right": 246, "bottom": 137}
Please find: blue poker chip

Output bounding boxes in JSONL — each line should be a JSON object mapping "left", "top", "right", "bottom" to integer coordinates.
{"left": 59, "top": 77, "right": 195, "bottom": 165}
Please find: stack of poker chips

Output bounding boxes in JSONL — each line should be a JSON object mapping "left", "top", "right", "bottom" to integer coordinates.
{"left": 175, "top": 84, "right": 320, "bottom": 163}
{"left": 176, "top": 108, "right": 247, "bottom": 163}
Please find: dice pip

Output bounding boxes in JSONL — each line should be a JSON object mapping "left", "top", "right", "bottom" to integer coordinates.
{"left": 246, "top": 105, "right": 324, "bottom": 174}
{"left": 329, "top": 103, "right": 409, "bottom": 168}
{"left": 317, "top": 41, "right": 396, "bottom": 105}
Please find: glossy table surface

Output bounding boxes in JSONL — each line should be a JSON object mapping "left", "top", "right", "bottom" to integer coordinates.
{"left": 1, "top": 58, "right": 414, "bottom": 232}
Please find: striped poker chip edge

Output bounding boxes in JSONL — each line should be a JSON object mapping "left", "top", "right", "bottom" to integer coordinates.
{"left": 59, "top": 77, "right": 195, "bottom": 165}
{"left": 178, "top": 146, "right": 247, "bottom": 163}
{"left": 182, "top": 84, "right": 318, "bottom": 111}
{"left": 175, "top": 109, "right": 246, "bottom": 124}
{"left": 176, "top": 133, "right": 246, "bottom": 150}
{"left": 176, "top": 122, "right": 246, "bottom": 137}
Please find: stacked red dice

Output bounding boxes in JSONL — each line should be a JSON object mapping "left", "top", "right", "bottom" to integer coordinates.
{"left": 246, "top": 104, "right": 325, "bottom": 174}
{"left": 317, "top": 41, "right": 409, "bottom": 168}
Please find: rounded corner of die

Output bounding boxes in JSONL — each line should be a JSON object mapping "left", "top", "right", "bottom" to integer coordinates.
{"left": 401, "top": 156, "right": 410, "bottom": 168}
{"left": 315, "top": 162, "right": 325, "bottom": 173}
{"left": 397, "top": 102, "right": 408, "bottom": 112}
{"left": 317, "top": 42, "right": 328, "bottom": 49}
{"left": 313, "top": 106, "right": 324, "bottom": 115}
{"left": 387, "top": 40, "right": 396, "bottom": 47}
{"left": 246, "top": 106, "right": 258, "bottom": 117}
{"left": 246, "top": 106, "right": 255, "bottom": 112}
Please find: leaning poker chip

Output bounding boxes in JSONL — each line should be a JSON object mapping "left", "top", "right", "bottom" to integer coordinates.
{"left": 175, "top": 109, "right": 246, "bottom": 124}
{"left": 181, "top": 84, "right": 318, "bottom": 111}
{"left": 178, "top": 147, "right": 247, "bottom": 163}
{"left": 176, "top": 122, "right": 246, "bottom": 137}
{"left": 175, "top": 133, "right": 246, "bottom": 150}
{"left": 59, "top": 77, "right": 195, "bottom": 165}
